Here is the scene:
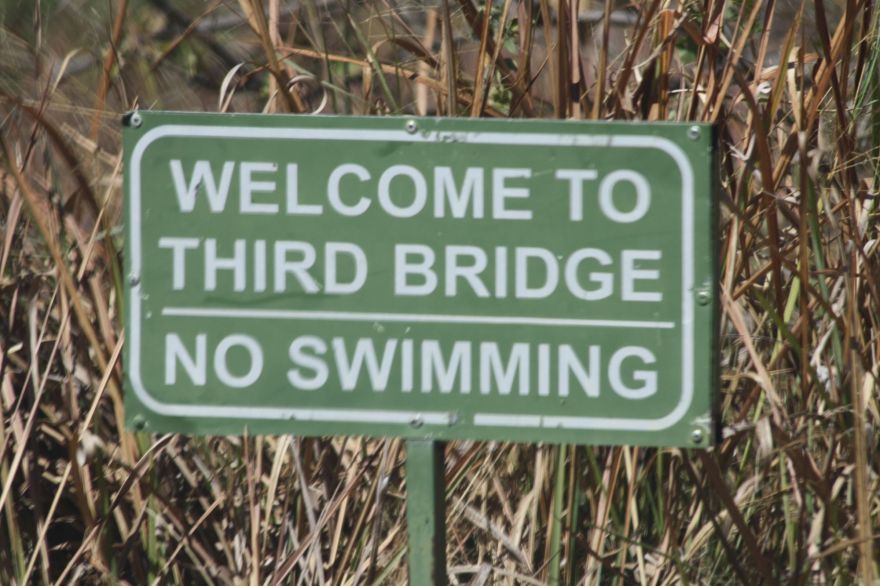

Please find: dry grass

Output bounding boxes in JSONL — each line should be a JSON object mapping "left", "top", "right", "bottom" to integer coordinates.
{"left": 1, "top": 0, "right": 879, "bottom": 584}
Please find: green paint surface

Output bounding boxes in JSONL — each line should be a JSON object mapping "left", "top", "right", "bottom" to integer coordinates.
{"left": 124, "top": 112, "right": 717, "bottom": 446}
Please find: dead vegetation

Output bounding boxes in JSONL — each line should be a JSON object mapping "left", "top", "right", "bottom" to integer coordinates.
{"left": 0, "top": 0, "right": 878, "bottom": 583}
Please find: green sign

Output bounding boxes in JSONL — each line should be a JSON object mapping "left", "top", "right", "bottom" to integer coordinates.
{"left": 124, "top": 112, "right": 717, "bottom": 446}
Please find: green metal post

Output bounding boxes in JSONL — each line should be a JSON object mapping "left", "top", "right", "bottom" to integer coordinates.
{"left": 405, "top": 440, "right": 447, "bottom": 585}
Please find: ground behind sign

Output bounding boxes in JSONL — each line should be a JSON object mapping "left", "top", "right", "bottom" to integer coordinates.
{"left": 124, "top": 112, "right": 717, "bottom": 447}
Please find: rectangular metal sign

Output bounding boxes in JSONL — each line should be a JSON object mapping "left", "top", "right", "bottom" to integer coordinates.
{"left": 124, "top": 112, "right": 717, "bottom": 446}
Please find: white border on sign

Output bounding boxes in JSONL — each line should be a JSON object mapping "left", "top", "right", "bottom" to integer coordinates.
{"left": 128, "top": 124, "right": 695, "bottom": 431}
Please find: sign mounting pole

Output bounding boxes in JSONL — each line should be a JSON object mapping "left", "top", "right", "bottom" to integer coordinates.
{"left": 405, "top": 439, "right": 447, "bottom": 585}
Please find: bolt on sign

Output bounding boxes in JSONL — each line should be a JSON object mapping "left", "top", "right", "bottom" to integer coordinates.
{"left": 124, "top": 112, "right": 718, "bottom": 447}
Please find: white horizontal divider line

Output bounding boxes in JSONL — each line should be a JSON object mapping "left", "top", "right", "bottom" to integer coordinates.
{"left": 161, "top": 306, "right": 677, "bottom": 329}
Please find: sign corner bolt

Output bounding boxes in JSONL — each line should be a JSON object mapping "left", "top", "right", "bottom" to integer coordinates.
{"left": 696, "top": 287, "right": 711, "bottom": 306}
{"left": 131, "top": 415, "right": 147, "bottom": 431}
{"left": 124, "top": 111, "right": 143, "bottom": 129}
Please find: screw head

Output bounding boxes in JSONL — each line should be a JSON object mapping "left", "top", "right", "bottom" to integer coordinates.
{"left": 130, "top": 112, "right": 143, "bottom": 128}
{"left": 405, "top": 119, "right": 418, "bottom": 134}
{"left": 691, "top": 429, "right": 704, "bottom": 444}
{"left": 687, "top": 125, "right": 700, "bottom": 140}
{"left": 696, "top": 288, "right": 711, "bottom": 305}
{"left": 410, "top": 414, "right": 424, "bottom": 428}
{"left": 128, "top": 273, "right": 141, "bottom": 287}
{"left": 132, "top": 415, "right": 146, "bottom": 431}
